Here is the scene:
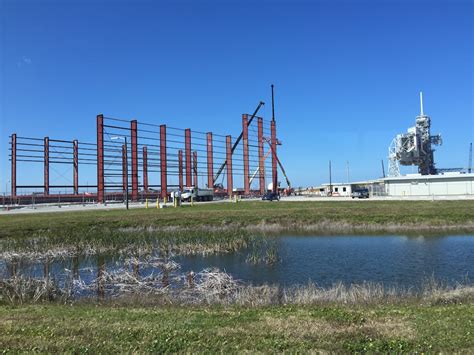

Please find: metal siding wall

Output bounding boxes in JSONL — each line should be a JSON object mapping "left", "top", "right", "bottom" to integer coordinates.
{"left": 386, "top": 177, "right": 474, "bottom": 196}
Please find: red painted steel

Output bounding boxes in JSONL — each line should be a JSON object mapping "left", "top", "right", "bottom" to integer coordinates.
{"left": 206, "top": 132, "right": 213, "bottom": 188}
{"left": 185, "top": 129, "right": 192, "bottom": 187}
{"left": 143, "top": 146, "right": 148, "bottom": 193}
{"left": 193, "top": 151, "right": 198, "bottom": 187}
{"left": 258, "top": 118, "right": 265, "bottom": 194}
{"left": 11, "top": 134, "right": 17, "bottom": 197}
{"left": 73, "top": 140, "right": 79, "bottom": 195}
{"left": 226, "top": 135, "right": 233, "bottom": 198}
{"left": 122, "top": 144, "right": 127, "bottom": 192}
{"left": 242, "top": 114, "right": 250, "bottom": 194}
{"left": 178, "top": 150, "right": 183, "bottom": 191}
{"left": 44, "top": 137, "right": 50, "bottom": 195}
{"left": 271, "top": 120, "right": 278, "bottom": 193}
{"left": 131, "top": 120, "right": 138, "bottom": 201}
{"left": 97, "top": 114, "right": 104, "bottom": 203}
{"left": 160, "top": 125, "right": 167, "bottom": 198}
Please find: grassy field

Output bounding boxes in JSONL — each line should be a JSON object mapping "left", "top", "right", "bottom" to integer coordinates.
{"left": 1, "top": 200, "right": 473, "bottom": 352}
{"left": 1, "top": 303, "right": 473, "bottom": 352}
{"left": 1, "top": 200, "right": 474, "bottom": 239}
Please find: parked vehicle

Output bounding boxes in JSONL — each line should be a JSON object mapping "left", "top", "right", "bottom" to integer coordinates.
{"left": 351, "top": 188, "right": 370, "bottom": 199}
{"left": 181, "top": 187, "right": 214, "bottom": 202}
{"left": 262, "top": 192, "right": 280, "bottom": 201}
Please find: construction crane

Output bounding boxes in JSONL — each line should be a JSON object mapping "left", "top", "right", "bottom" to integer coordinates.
{"left": 263, "top": 137, "right": 292, "bottom": 190}
{"left": 212, "top": 101, "right": 265, "bottom": 186}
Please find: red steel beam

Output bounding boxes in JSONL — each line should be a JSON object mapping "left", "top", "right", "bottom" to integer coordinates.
{"left": 143, "top": 146, "right": 148, "bottom": 193}
{"left": 242, "top": 114, "right": 250, "bottom": 194}
{"left": 11, "top": 133, "right": 17, "bottom": 197}
{"left": 122, "top": 144, "right": 127, "bottom": 192}
{"left": 193, "top": 151, "right": 198, "bottom": 187}
{"left": 185, "top": 129, "right": 192, "bottom": 187}
{"left": 160, "top": 125, "right": 167, "bottom": 198}
{"left": 97, "top": 114, "right": 104, "bottom": 203}
{"left": 271, "top": 120, "right": 278, "bottom": 193}
{"left": 258, "top": 118, "right": 265, "bottom": 194}
{"left": 226, "top": 135, "right": 233, "bottom": 198}
{"left": 178, "top": 150, "right": 183, "bottom": 191}
{"left": 44, "top": 137, "right": 49, "bottom": 195}
{"left": 206, "top": 132, "right": 213, "bottom": 189}
{"left": 131, "top": 120, "right": 138, "bottom": 201}
{"left": 73, "top": 140, "right": 79, "bottom": 195}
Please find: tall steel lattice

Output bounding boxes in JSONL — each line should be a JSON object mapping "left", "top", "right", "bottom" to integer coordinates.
{"left": 388, "top": 92, "right": 442, "bottom": 176}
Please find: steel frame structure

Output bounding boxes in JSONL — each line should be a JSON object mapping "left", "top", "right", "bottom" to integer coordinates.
{"left": 8, "top": 110, "right": 281, "bottom": 204}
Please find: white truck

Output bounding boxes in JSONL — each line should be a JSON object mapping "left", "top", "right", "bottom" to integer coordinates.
{"left": 181, "top": 187, "right": 214, "bottom": 202}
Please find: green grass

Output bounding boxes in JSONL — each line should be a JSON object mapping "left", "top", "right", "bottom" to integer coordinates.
{"left": 1, "top": 201, "right": 473, "bottom": 352}
{"left": 1, "top": 200, "right": 474, "bottom": 240}
{"left": 1, "top": 303, "right": 473, "bottom": 352}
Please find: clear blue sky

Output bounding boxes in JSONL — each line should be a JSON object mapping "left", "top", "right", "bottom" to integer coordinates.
{"left": 1, "top": 0, "right": 473, "bottom": 192}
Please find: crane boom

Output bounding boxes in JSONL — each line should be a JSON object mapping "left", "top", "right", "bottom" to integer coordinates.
{"left": 212, "top": 101, "right": 265, "bottom": 185}
{"left": 263, "top": 138, "right": 291, "bottom": 189}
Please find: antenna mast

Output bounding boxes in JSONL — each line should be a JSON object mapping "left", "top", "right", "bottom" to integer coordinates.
{"left": 271, "top": 84, "right": 275, "bottom": 122}
{"left": 419, "top": 91, "right": 424, "bottom": 116}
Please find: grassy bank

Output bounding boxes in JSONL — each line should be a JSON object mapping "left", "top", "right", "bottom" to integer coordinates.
{"left": 1, "top": 303, "right": 473, "bottom": 352}
{"left": 1, "top": 200, "right": 474, "bottom": 239}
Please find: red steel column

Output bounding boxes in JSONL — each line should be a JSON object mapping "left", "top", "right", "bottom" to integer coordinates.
{"left": 258, "top": 118, "right": 265, "bottom": 194}
{"left": 206, "top": 132, "right": 213, "bottom": 189}
{"left": 242, "top": 114, "right": 250, "bottom": 194}
{"left": 97, "top": 114, "right": 104, "bottom": 203}
{"left": 271, "top": 120, "right": 278, "bottom": 193}
{"left": 44, "top": 137, "right": 49, "bottom": 195}
{"left": 193, "top": 151, "right": 198, "bottom": 187}
{"left": 160, "top": 125, "right": 167, "bottom": 198}
{"left": 226, "top": 135, "right": 233, "bottom": 198}
{"left": 143, "top": 146, "right": 148, "bottom": 193}
{"left": 131, "top": 120, "right": 138, "bottom": 201}
{"left": 122, "top": 144, "right": 127, "bottom": 192}
{"left": 11, "top": 134, "right": 17, "bottom": 197}
{"left": 178, "top": 150, "right": 183, "bottom": 191}
{"left": 185, "top": 129, "right": 192, "bottom": 187}
{"left": 73, "top": 140, "right": 79, "bottom": 195}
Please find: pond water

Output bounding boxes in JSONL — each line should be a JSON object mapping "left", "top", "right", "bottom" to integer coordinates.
{"left": 2, "top": 235, "right": 473, "bottom": 292}
{"left": 176, "top": 235, "right": 474, "bottom": 288}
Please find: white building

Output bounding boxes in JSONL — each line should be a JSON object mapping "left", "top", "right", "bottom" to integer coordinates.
{"left": 383, "top": 173, "right": 474, "bottom": 196}
{"left": 320, "top": 183, "right": 352, "bottom": 197}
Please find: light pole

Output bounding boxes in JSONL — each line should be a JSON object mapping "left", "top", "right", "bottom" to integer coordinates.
{"left": 111, "top": 136, "right": 129, "bottom": 210}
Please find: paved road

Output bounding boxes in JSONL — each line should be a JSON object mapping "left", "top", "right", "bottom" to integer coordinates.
{"left": 1, "top": 194, "right": 473, "bottom": 215}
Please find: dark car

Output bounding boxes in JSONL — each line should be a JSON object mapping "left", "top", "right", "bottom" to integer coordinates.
{"left": 262, "top": 192, "right": 280, "bottom": 201}
{"left": 351, "top": 188, "right": 370, "bottom": 199}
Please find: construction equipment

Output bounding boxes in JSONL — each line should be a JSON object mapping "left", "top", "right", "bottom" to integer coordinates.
{"left": 181, "top": 187, "right": 214, "bottom": 202}
{"left": 263, "top": 137, "right": 292, "bottom": 191}
{"left": 249, "top": 150, "right": 271, "bottom": 185}
{"left": 212, "top": 101, "right": 265, "bottom": 186}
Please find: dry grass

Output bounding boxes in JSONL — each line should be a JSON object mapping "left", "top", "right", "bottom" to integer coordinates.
{"left": 218, "top": 314, "right": 416, "bottom": 341}
{"left": 2, "top": 268, "right": 473, "bottom": 307}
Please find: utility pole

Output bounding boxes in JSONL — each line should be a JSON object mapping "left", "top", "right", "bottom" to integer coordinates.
{"left": 469, "top": 143, "right": 472, "bottom": 174}
{"left": 346, "top": 161, "right": 350, "bottom": 183}
{"left": 381, "top": 159, "right": 386, "bottom": 178}
{"left": 329, "top": 160, "right": 333, "bottom": 196}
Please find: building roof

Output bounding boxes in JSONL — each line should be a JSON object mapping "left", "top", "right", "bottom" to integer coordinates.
{"left": 383, "top": 172, "right": 474, "bottom": 182}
